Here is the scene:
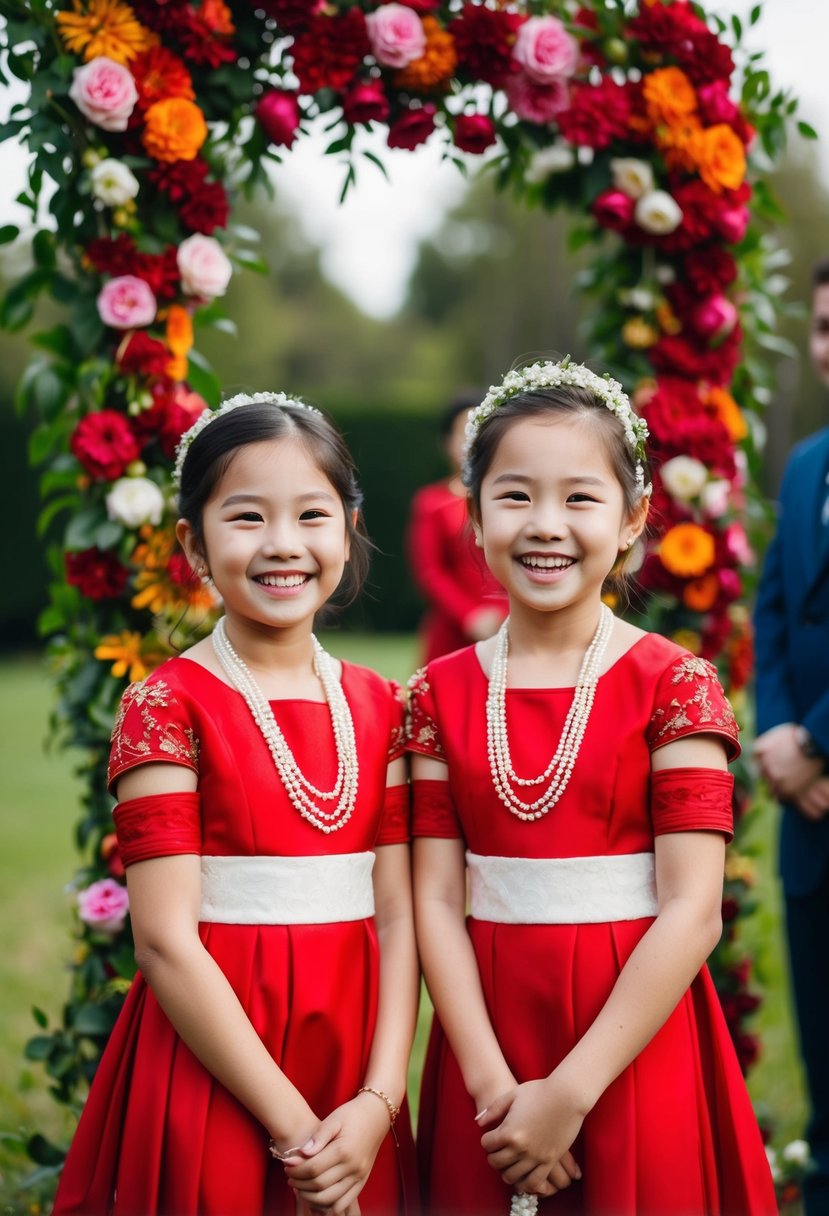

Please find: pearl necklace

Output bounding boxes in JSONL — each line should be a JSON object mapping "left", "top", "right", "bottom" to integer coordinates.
{"left": 212, "top": 616, "right": 358, "bottom": 833}
{"left": 486, "top": 603, "right": 613, "bottom": 821}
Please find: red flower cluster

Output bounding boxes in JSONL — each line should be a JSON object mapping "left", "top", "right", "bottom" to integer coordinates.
{"left": 149, "top": 158, "right": 230, "bottom": 234}
{"left": 70, "top": 410, "right": 141, "bottom": 481}
{"left": 448, "top": 5, "right": 522, "bottom": 88}
{"left": 131, "top": 0, "right": 236, "bottom": 67}
{"left": 66, "top": 547, "right": 131, "bottom": 600}
{"left": 291, "top": 10, "right": 371, "bottom": 94}
{"left": 558, "top": 77, "right": 635, "bottom": 150}
{"left": 86, "top": 234, "right": 180, "bottom": 302}
{"left": 628, "top": 0, "right": 734, "bottom": 86}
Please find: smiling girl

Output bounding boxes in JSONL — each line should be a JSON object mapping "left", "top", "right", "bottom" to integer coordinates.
{"left": 408, "top": 359, "right": 775, "bottom": 1215}
{"left": 53, "top": 393, "right": 419, "bottom": 1216}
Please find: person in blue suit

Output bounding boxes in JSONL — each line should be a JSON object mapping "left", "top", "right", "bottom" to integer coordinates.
{"left": 754, "top": 257, "right": 829, "bottom": 1216}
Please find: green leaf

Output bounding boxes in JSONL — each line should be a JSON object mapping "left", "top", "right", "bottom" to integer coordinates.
{"left": 93, "top": 520, "right": 125, "bottom": 550}
{"left": 362, "top": 149, "right": 390, "bottom": 181}
{"left": 26, "top": 1133, "right": 67, "bottom": 1167}
{"left": 731, "top": 13, "right": 743, "bottom": 41}
{"left": 32, "top": 1006, "right": 49, "bottom": 1029}
{"left": 750, "top": 3, "right": 762, "bottom": 23}
{"left": 186, "top": 348, "right": 222, "bottom": 407}
{"left": 231, "top": 248, "right": 269, "bottom": 274}
{"left": 65, "top": 505, "right": 106, "bottom": 551}
{"left": 0, "top": 222, "right": 19, "bottom": 244}
{"left": 24, "top": 1036, "right": 54, "bottom": 1062}
{"left": 797, "top": 120, "right": 818, "bottom": 140}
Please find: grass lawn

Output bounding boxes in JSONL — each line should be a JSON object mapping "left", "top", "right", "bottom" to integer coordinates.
{"left": 0, "top": 639, "right": 808, "bottom": 1209}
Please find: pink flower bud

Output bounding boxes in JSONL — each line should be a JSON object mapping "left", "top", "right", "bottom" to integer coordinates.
{"left": 256, "top": 90, "right": 301, "bottom": 148}
{"left": 592, "top": 189, "right": 635, "bottom": 233}
{"left": 693, "top": 294, "right": 738, "bottom": 343}
{"left": 714, "top": 204, "right": 749, "bottom": 244}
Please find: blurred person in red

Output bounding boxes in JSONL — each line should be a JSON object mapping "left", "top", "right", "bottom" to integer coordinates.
{"left": 407, "top": 392, "right": 507, "bottom": 664}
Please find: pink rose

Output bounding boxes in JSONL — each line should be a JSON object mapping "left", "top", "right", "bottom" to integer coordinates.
{"left": 718, "top": 567, "right": 742, "bottom": 602}
{"left": 176, "top": 233, "right": 233, "bottom": 299}
{"left": 723, "top": 522, "right": 753, "bottom": 566}
{"left": 697, "top": 81, "right": 740, "bottom": 128}
{"left": 454, "top": 113, "right": 497, "bottom": 155}
{"left": 342, "top": 80, "right": 390, "bottom": 125}
{"left": 592, "top": 188, "right": 636, "bottom": 233}
{"left": 256, "top": 90, "right": 301, "bottom": 148}
{"left": 69, "top": 57, "right": 138, "bottom": 132}
{"left": 366, "top": 3, "right": 426, "bottom": 68}
{"left": 505, "top": 74, "right": 570, "bottom": 125}
{"left": 387, "top": 104, "right": 436, "bottom": 150}
{"left": 77, "top": 878, "right": 130, "bottom": 934}
{"left": 512, "top": 16, "right": 579, "bottom": 85}
{"left": 714, "top": 203, "right": 749, "bottom": 244}
{"left": 97, "top": 275, "right": 157, "bottom": 329}
{"left": 692, "top": 293, "right": 738, "bottom": 343}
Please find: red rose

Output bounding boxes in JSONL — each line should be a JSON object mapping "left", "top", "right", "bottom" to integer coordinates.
{"left": 70, "top": 410, "right": 141, "bottom": 481}
{"left": 66, "top": 547, "right": 131, "bottom": 600}
{"left": 256, "top": 90, "right": 302, "bottom": 148}
{"left": 592, "top": 188, "right": 636, "bottom": 235}
{"left": 713, "top": 203, "right": 749, "bottom": 245}
{"left": 557, "top": 77, "right": 633, "bottom": 149}
{"left": 341, "top": 80, "right": 390, "bottom": 126}
{"left": 448, "top": 4, "right": 522, "bottom": 89}
{"left": 454, "top": 113, "right": 496, "bottom": 155}
{"left": 117, "top": 331, "right": 172, "bottom": 378}
{"left": 179, "top": 180, "right": 230, "bottom": 234}
{"left": 387, "top": 104, "right": 436, "bottom": 150}
{"left": 291, "top": 11, "right": 370, "bottom": 94}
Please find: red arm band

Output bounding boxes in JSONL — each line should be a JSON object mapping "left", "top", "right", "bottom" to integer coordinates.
{"left": 650, "top": 767, "right": 734, "bottom": 841}
{"left": 113, "top": 792, "right": 202, "bottom": 867}
{"left": 412, "top": 778, "right": 462, "bottom": 839}
{"left": 376, "top": 784, "right": 411, "bottom": 846}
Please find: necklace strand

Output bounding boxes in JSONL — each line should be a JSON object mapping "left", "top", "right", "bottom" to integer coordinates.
{"left": 212, "top": 617, "right": 359, "bottom": 833}
{"left": 486, "top": 604, "right": 613, "bottom": 821}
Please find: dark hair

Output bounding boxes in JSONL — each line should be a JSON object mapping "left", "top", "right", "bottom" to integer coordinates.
{"left": 438, "top": 390, "right": 483, "bottom": 440}
{"left": 813, "top": 258, "right": 829, "bottom": 289}
{"left": 177, "top": 398, "right": 372, "bottom": 609}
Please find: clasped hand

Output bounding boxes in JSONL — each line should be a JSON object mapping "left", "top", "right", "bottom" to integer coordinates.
{"left": 477, "top": 1076, "right": 584, "bottom": 1198}
{"left": 754, "top": 724, "right": 829, "bottom": 820}
{"left": 280, "top": 1093, "right": 392, "bottom": 1216}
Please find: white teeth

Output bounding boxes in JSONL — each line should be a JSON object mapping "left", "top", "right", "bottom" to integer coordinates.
{"left": 521, "top": 555, "right": 574, "bottom": 569}
{"left": 258, "top": 574, "right": 306, "bottom": 587}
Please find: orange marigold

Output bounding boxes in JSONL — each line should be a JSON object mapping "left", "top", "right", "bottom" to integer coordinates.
{"left": 704, "top": 386, "right": 748, "bottom": 442}
{"left": 56, "top": 0, "right": 155, "bottom": 64}
{"left": 682, "top": 571, "right": 720, "bottom": 612}
{"left": 142, "top": 97, "right": 207, "bottom": 163}
{"left": 642, "top": 66, "right": 697, "bottom": 130}
{"left": 132, "top": 525, "right": 215, "bottom": 615}
{"left": 655, "top": 116, "right": 702, "bottom": 174}
{"left": 165, "top": 305, "right": 194, "bottom": 357}
{"left": 394, "top": 17, "right": 457, "bottom": 92}
{"left": 659, "top": 522, "right": 716, "bottom": 578}
{"left": 687, "top": 124, "right": 746, "bottom": 194}
{"left": 95, "top": 630, "right": 165, "bottom": 681}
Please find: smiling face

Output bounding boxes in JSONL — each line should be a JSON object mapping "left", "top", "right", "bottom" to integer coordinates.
{"left": 178, "top": 436, "right": 350, "bottom": 643}
{"left": 474, "top": 414, "right": 643, "bottom": 625}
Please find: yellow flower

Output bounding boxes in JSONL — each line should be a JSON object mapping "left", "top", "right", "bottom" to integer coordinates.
{"left": 659, "top": 522, "right": 716, "bottom": 578}
{"left": 622, "top": 317, "right": 659, "bottom": 349}
{"left": 725, "top": 852, "right": 756, "bottom": 885}
{"left": 672, "top": 628, "right": 702, "bottom": 654}
{"left": 95, "top": 630, "right": 154, "bottom": 681}
{"left": 56, "top": 0, "right": 155, "bottom": 65}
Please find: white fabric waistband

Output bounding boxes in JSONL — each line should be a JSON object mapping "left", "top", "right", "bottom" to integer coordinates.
{"left": 199, "top": 852, "right": 375, "bottom": 925}
{"left": 467, "top": 851, "right": 658, "bottom": 924}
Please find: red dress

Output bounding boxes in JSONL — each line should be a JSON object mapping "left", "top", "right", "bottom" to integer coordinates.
{"left": 406, "top": 480, "right": 507, "bottom": 663}
{"left": 407, "top": 633, "right": 777, "bottom": 1216}
{"left": 53, "top": 656, "right": 417, "bottom": 1216}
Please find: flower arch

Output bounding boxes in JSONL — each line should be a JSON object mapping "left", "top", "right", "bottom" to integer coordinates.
{"left": 0, "top": 0, "right": 807, "bottom": 1178}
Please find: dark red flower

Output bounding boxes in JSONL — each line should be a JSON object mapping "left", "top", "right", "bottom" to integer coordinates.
{"left": 291, "top": 10, "right": 370, "bottom": 95}
{"left": 129, "top": 45, "right": 194, "bottom": 113}
{"left": 387, "top": 105, "right": 436, "bottom": 151}
{"left": 341, "top": 80, "right": 390, "bottom": 126}
{"left": 592, "top": 188, "right": 636, "bottom": 236}
{"left": 649, "top": 328, "right": 742, "bottom": 385}
{"left": 252, "top": 0, "right": 322, "bottom": 35}
{"left": 177, "top": 2, "right": 237, "bottom": 68}
{"left": 256, "top": 90, "right": 302, "bottom": 148}
{"left": 85, "top": 235, "right": 180, "bottom": 302}
{"left": 160, "top": 385, "right": 208, "bottom": 457}
{"left": 683, "top": 246, "right": 738, "bottom": 296}
{"left": 722, "top": 896, "right": 740, "bottom": 923}
{"left": 86, "top": 233, "right": 140, "bottom": 278}
{"left": 168, "top": 550, "right": 200, "bottom": 587}
{"left": 148, "top": 157, "right": 210, "bottom": 202}
{"left": 627, "top": 0, "right": 734, "bottom": 86}
{"left": 130, "top": 0, "right": 190, "bottom": 37}
{"left": 180, "top": 180, "right": 230, "bottom": 233}
{"left": 448, "top": 4, "right": 522, "bottom": 89}
{"left": 557, "top": 77, "right": 633, "bottom": 149}
{"left": 70, "top": 410, "right": 141, "bottom": 481}
{"left": 116, "top": 332, "right": 171, "bottom": 379}
{"left": 454, "top": 113, "right": 496, "bottom": 155}
{"left": 66, "top": 547, "right": 131, "bottom": 600}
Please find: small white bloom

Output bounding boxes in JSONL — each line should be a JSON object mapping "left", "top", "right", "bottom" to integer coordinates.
{"left": 90, "top": 158, "right": 140, "bottom": 206}
{"left": 661, "top": 456, "right": 708, "bottom": 502}
{"left": 634, "top": 189, "right": 683, "bottom": 235}
{"left": 106, "top": 476, "right": 165, "bottom": 528}
{"left": 782, "top": 1139, "right": 811, "bottom": 1167}
{"left": 610, "top": 157, "right": 654, "bottom": 199}
{"left": 700, "top": 478, "right": 732, "bottom": 518}
{"left": 619, "top": 287, "right": 656, "bottom": 311}
{"left": 525, "top": 143, "right": 576, "bottom": 184}
{"left": 655, "top": 262, "right": 677, "bottom": 285}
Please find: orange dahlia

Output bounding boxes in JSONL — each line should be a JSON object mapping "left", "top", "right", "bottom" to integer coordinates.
{"left": 56, "top": 0, "right": 155, "bottom": 65}
{"left": 704, "top": 386, "right": 748, "bottom": 442}
{"left": 394, "top": 17, "right": 457, "bottom": 92}
{"left": 642, "top": 66, "right": 697, "bottom": 130}
{"left": 141, "top": 97, "right": 207, "bottom": 163}
{"left": 659, "top": 522, "right": 716, "bottom": 578}
{"left": 687, "top": 124, "right": 746, "bottom": 194}
{"left": 682, "top": 571, "right": 720, "bottom": 612}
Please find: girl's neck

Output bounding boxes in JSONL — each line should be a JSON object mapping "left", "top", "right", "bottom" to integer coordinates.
{"left": 209, "top": 615, "right": 331, "bottom": 701}
{"left": 483, "top": 598, "right": 610, "bottom": 690}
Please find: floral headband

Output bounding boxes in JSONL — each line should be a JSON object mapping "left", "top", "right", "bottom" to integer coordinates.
{"left": 463, "top": 357, "right": 650, "bottom": 497}
{"left": 173, "top": 391, "right": 323, "bottom": 488}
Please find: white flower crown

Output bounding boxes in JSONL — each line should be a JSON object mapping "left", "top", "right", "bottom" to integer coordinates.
{"left": 462, "top": 357, "right": 650, "bottom": 496}
{"left": 173, "top": 391, "right": 323, "bottom": 489}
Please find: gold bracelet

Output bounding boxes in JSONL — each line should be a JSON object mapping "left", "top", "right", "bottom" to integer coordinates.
{"left": 357, "top": 1085, "right": 400, "bottom": 1126}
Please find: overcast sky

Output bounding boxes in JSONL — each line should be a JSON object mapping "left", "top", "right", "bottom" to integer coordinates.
{"left": 0, "top": 0, "right": 823, "bottom": 316}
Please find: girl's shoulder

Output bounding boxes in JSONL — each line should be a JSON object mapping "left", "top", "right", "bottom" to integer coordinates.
{"left": 340, "top": 659, "right": 407, "bottom": 711}
{"left": 634, "top": 633, "right": 739, "bottom": 759}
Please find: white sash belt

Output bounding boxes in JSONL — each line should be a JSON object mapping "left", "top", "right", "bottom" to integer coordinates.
{"left": 467, "top": 851, "right": 658, "bottom": 924}
{"left": 199, "top": 853, "right": 375, "bottom": 925}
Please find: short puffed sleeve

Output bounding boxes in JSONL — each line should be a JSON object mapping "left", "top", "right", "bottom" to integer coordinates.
{"left": 405, "top": 667, "right": 445, "bottom": 759}
{"left": 387, "top": 680, "right": 408, "bottom": 762}
{"left": 646, "top": 654, "right": 740, "bottom": 761}
{"left": 108, "top": 676, "right": 200, "bottom": 793}
{"left": 114, "top": 792, "right": 202, "bottom": 866}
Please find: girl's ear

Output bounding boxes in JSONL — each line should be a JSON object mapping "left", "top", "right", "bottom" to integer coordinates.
{"left": 619, "top": 494, "right": 650, "bottom": 553}
{"left": 468, "top": 497, "right": 484, "bottom": 547}
{"left": 176, "top": 518, "right": 203, "bottom": 572}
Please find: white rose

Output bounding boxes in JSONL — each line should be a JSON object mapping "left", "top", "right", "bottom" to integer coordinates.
{"left": 106, "top": 477, "right": 165, "bottom": 528}
{"left": 660, "top": 456, "right": 708, "bottom": 502}
{"left": 782, "top": 1140, "right": 811, "bottom": 1167}
{"left": 525, "top": 143, "right": 576, "bottom": 184}
{"left": 700, "top": 478, "right": 732, "bottom": 518}
{"left": 610, "top": 157, "right": 654, "bottom": 199}
{"left": 90, "top": 158, "right": 140, "bottom": 206}
{"left": 634, "top": 189, "right": 683, "bottom": 235}
{"left": 177, "top": 234, "right": 233, "bottom": 299}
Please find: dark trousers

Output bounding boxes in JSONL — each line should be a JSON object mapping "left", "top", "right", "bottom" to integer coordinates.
{"left": 786, "top": 868, "right": 829, "bottom": 1216}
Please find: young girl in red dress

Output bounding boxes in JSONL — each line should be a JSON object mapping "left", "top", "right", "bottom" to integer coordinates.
{"left": 53, "top": 393, "right": 419, "bottom": 1216}
{"left": 408, "top": 360, "right": 776, "bottom": 1216}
